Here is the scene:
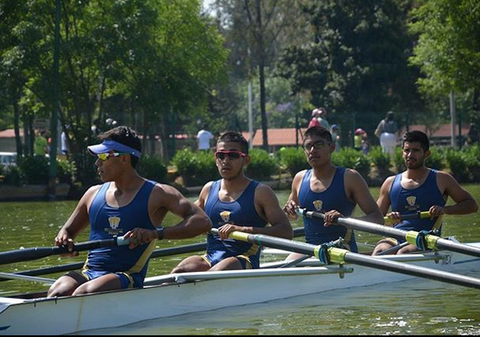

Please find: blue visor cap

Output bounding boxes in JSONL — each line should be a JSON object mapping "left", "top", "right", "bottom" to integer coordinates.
{"left": 87, "top": 139, "right": 141, "bottom": 157}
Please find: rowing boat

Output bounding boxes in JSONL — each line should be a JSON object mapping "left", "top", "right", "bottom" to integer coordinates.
{"left": 1, "top": 240, "right": 479, "bottom": 335}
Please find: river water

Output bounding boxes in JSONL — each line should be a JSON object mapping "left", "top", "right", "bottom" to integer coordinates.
{"left": 1, "top": 186, "right": 480, "bottom": 335}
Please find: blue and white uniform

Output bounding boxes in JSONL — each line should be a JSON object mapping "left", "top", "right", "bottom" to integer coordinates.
{"left": 204, "top": 180, "right": 267, "bottom": 269}
{"left": 83, "top": 180, "right": 157, "bottom": 288}
{"left": 390, "top": 169, "right": 445, "bottom": 240}
{"left": 298, "top": 168, "right": 357, "bottom": 252}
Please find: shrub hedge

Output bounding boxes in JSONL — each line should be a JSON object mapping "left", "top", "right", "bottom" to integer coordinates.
{"left": 1, "top": 145, "right": 479, "bottom": 189}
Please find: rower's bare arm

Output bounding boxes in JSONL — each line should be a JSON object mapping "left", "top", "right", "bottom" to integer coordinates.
{"left": 283, "top": 170, "right": 305, "bottom": 219}
{"left": 439, "top": 171, "right": 479, "bottom": 215}
{"left": 151, "top": 184, "right": 212, "bottom": 239}
{"left": 253, "top": 184, "right": 293, "bottom": 239}
{"left": 346, "top": 169, "right": 384, "bottom": 225}
{"left": 376, "top": 176, "right": 395, "bottom": 216}
{"left": 55, "top": 185, "right": 100, "bottom": 247}
{"left": 195, "top": 181, "right": 214, "bottom": 209}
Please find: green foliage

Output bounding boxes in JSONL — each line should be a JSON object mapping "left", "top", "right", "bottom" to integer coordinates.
{"left": 137, "top": 155, "right": 168, "bottom": 183}
{"left": 1, "top": 165, "right": 22, "bottom": 186}
{"left": 409, "top": 0, "right": 480, "bottom": 96}
{"left": 426, "top": 146, "right": 444, "bottom": 170}
{"left": 332, "top": 148, "right": 371, "bottom": 178}
{"left": 171, "top": 148, "right": 218, "bottom": 187}
{"left": 56, "top": 158, "right": 77, "bottom": 184}
{"left": 444, "top": 146, "right": 480, "bottom": 183}
{"left": 367, "top": 146, "right": 391, "bottom": 172}
{"left": 245, "top": 148, "right": 278, "bottom": 181}
{"left": 277, "top": 146, "right": 309, "bottom": 178}
{"left": 18, "top": 155, "right": 49, "bottom": 184}
{"left": 393, "top": 147, "right": 406, "bottom": 173}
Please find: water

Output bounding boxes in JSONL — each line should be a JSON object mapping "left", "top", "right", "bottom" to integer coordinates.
{"left": 1, "top": 186, "right": 480, "bottom": 335}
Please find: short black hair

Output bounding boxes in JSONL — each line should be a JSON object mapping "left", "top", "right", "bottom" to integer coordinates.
{"left": 98, "top": 126, "right": 141, "bottom": 168}
{"left": 304, "top": 125, "right": 333, "bottom": 143}
{"left": 217, "top": 131, "right": 249, "bottom": 154}
{"left": 402, "top": 130, "right": 429, "bottom": 151}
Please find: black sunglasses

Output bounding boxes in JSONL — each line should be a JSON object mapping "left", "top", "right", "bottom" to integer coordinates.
{"left": 215, "top": 150, "right": 247, "bottom": 160}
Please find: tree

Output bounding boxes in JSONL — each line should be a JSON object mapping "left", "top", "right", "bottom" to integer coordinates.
{"left": 0, "top": 0, "right": 227, "bottom": 185}
{"left": 276, "top": 0, "right": 422, "bottom": 137}
{"left": 408, "top": 0, "right": 480, "bottom": 125}
{"left": 215, "top": 0, "right": 304, "bottom": 150}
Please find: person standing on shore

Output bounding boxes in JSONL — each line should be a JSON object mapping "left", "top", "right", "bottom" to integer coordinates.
{"left": 375, "top": 111, "right": 398, "bottom": 156}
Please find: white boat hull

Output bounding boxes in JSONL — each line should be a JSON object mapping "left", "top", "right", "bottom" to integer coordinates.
{"left": 0, "top": 245, "right": 479, "bottom": 335}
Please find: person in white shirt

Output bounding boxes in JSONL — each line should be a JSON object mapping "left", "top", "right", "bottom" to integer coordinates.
{"left": 197, "top": 124, "right": 214, "bottom": 151}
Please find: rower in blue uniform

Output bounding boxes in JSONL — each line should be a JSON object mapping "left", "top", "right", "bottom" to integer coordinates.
{"left": 171, "top": 131, "right": 292, "bottom": 272}
{"left": 373, "top": 130, "right": 478, "bottom": 255}
{"left": 47, "top": 126, "right": 211, "bottom": 297}
{"left": 283, "top": 125, "right": 383, "bottom": 260}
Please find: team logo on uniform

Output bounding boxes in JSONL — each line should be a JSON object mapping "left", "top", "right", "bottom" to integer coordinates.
{"left": 220, "top": 210, "right": 231, "bottom": 222}
{"left": 313, "top": 200, "right": 323, "bottom": 211}
{"left": 109, "top": 216, "right": 121, "bottom": 229}
{"left": 105, "top": 216, "right": 123, "bottom": 235}
{"left": 405, "top": 196, "right": 419, "bottom": 211}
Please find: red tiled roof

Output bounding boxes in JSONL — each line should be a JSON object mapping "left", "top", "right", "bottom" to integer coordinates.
{"left": 0, "top": 129, "right": 23, "bottom": 138}
{"left": 243, "top": 128, "right": 307, "bottom": 147}
{"left": 400, "top": 124, "right": 470, "bottom": 138}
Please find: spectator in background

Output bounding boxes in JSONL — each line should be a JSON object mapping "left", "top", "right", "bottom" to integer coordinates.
{"left": 354, "top": 128, "right": 364, "bottom": 151}
{"left": 354, "top": 128, "right": 369, "bottom": 154}
{"left": 34, "top": 129, "right": 49, "bottom": 157}
{"left": 317, "top": 107, "right": 330, "bottom": 130}
{"left": 465, "top": 123, "right": 479, "bottom": 146}
{"left": 61, "top": 127, "right": 69, "bottom": 156}
{"left": 331, "top": 124, "right": 341, "bottom": 152}
{"left": 375, "top": 111, "right": 398, "bottom": 156}
{"left": 308, "top": 109, "right": 321, "bottom": 128}
{"left": 196, "top": 123, "right": 214, "bottom": 151}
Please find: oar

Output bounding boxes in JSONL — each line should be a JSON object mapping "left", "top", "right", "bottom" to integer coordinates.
{"left": 211, "top": 228, "right": 480, "bottom": 290}
{"left": 0, "top": 236, "right": 130, "bottom": 266}
{"left": 0, "top": 228, "right": 307, "bottom": 281}
{"left": 0, "top": 271, "right": 56, "bottom": 284}
{"left": 384, "top": 211, "right": 431, "bottom": 225}
{"left": 297, "top": 208, "right": 480, "bottom": 258}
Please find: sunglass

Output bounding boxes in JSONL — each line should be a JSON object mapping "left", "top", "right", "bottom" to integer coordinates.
{"left": 303, "top": 140, "right": 330, "bottom": 151}
{"left": 96, "top": 152, "right": 129, "bottom": 161}
{"left": 215, "top": 150, "right": 247, "bottom": 160}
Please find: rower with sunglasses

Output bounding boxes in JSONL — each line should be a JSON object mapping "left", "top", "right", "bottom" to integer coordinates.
{"left": 47, "top": 126, "right": 211, "bottom": 297}
{"left": 283, "top": 125, "right": 383, "bottom": 261}
{"left": 171, "top": 131, "right": 293, "bottom": 272}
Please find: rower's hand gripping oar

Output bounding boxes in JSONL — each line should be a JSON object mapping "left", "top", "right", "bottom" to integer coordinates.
{"left": 297, "top": 207, "right": 480, "bottom": 258}
{"left": 0, "top": 236, "right": 130, "bottom": 265}
{"left": 211, "top": 228, "right": 480, "bottom": 290}
{"left": 383, "top": 211, "right": 432, "bottom": 226}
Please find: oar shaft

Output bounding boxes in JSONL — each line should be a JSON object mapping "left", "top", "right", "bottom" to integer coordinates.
{"left": 212, "top": 228, "right": 480, "bottom": 290}
{"left": 0, "top": 237, "right": 128, "bottom": 265}
{"left": 344, "top": 253, "right": 480, "bottom": 289}
{"left": 299, "top": 208, "right": 480, "bottom": 258}
{"left": 0, "top": 228, "right": 307, "bottom": 280}
{"left": 0, "top": 271, "right": 56, "bottom": 284}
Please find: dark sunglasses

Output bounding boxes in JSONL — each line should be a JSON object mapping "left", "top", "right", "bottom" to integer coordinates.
{"left": 303, "top": 140, "right": 330, "bottom": 151}
{"left": 215, "top": 150, "right": 247, "bottom": 160}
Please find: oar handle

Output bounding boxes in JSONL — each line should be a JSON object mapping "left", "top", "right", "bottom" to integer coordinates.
{"left": 384, "top": 211, "right": 431, "bottom": 225}
{"left": 0, "top": 236, "right": 129, "bottom": 265}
